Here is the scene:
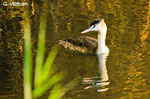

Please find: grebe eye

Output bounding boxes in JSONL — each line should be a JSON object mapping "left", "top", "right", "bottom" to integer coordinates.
{"left": 93, "top": 25, "right": 95, "bottom": 28}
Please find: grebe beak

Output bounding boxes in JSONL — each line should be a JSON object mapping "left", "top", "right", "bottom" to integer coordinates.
{"left": 81, "top": 27, "right": 93, "bottom": 34}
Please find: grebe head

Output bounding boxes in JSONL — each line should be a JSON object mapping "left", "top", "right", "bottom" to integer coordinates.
{"left": 81, "top": 19, "right": 107, "bottom": 34}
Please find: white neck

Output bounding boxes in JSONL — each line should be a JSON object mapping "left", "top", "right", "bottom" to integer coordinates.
{"left": 98, "top": 30, "right": 106, "bottom": 46}
{"left": 96, "top": 29, "right": 109, "bottom": 54}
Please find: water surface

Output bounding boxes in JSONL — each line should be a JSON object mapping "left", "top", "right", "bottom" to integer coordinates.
{"left": 0, "top": 0, "right": 150, "bottom": 98}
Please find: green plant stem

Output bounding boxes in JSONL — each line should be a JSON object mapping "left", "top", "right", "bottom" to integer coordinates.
{"left": 24, "top": 9, "right": 32, "bottom": 99}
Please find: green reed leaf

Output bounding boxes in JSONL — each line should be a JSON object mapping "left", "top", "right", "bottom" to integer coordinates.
{"left": 34, "top": 11, "right": 48, "bottom": 87}
{"left": 41, "top": 45, "right": 60, "bottom": 82}
{"left": 33, "top": 72, "right": 63, "bottom": 98}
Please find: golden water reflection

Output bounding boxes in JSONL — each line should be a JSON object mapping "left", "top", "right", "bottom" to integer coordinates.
{"left": 0, "top": 0, "right": 150, "bottom": 98}
{"left": 140, "top": 1, "right": 150, "bottom": 51}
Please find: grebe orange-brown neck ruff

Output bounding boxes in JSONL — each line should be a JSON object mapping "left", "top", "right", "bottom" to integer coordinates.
{"left": 59, "top": 19, "right": 109, "bottom": 54}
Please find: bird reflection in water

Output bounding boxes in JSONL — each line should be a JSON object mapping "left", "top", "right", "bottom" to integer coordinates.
{"left": 83, "top": 53, "right": 110, "bottom": 92}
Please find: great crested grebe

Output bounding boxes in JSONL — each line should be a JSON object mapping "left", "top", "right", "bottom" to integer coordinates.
{"left": 59, "top": 19, "right": 109, "bottom": 54}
